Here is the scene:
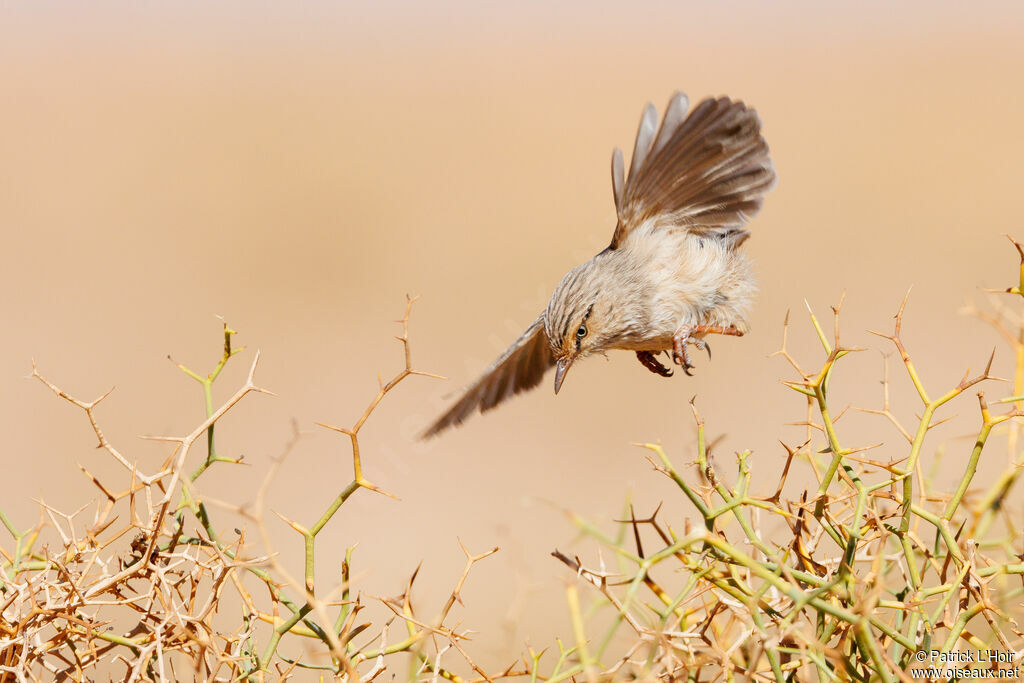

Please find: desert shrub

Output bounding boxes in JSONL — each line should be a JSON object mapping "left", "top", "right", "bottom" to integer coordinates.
{"left": 2, "top": 243, "right": 1023, "bottom": 682}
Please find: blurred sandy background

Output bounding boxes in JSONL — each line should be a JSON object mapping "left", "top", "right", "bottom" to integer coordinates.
{"left": 3, "top": 0, "right": 1024, "bottom": 669}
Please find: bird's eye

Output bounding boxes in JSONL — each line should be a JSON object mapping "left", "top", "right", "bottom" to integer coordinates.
{"left": 576, "top": 325, "right": 588, "bottom": 339}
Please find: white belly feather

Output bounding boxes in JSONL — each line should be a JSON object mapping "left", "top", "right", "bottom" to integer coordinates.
{"left": 618, "top": 223, "right": 755, "bottom": 351}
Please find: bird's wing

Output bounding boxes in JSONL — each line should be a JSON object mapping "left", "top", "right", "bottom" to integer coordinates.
{"left": 422, "top": 315, "right": 554, "bottom": 438}
{"left": 609, "top": 93, "right": 776, "bottom": 250}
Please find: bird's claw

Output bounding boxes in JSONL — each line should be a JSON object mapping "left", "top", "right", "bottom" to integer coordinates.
{"left": 636, "top": 351, "right": 673, "bottom": 377}
{"left": 672, "top": 343, "right": 696, "bottom": 375}
{"left": 691, "top": 337, "right": 711, "bottom": 359}
{"left": 672, "top": 327, "right": 710, "bottom": 375}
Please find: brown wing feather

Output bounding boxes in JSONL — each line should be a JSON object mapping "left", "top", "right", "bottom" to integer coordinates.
{"left": 422, "top": 315, "right": 553, "bottom": 438}
{"left": 609, "top": 93, "right": 776, "bottom": 249}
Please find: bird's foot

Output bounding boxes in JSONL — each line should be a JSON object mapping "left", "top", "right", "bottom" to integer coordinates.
{"left": 636, "top": 350, "right": 673, "bottom": 377}
{"left": 673, "top": 325, "right": 734, "bottom": 375}
{"left": 672, "top": 326, "right": 698, "bottom": 376}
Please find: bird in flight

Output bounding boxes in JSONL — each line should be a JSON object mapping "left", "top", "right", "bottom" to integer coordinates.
{"left": 424, "top": 92, "right": 776, "bottom": 437}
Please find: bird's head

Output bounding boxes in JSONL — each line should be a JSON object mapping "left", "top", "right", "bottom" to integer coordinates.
{"left": 544, "top": 259, "right": 623, "bottom": 394}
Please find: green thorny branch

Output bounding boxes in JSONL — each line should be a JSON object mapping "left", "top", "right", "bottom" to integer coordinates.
{"left": 548, "top": 240, "right": 1024, "bottom": 682}
{"left": 6, "top": 247, "right": 1024, "bottom": 681}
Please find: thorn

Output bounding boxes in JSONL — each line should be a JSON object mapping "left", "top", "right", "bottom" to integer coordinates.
{"left": 894, "top": 287, "right": 913, "bottom": 330}
{"left": 408, "top": 562, "right": 423, "bottom": 588}
{"left": 1005, "top": 233, "right": 1024, "bottom": 261}
{"left": 410, "top": 370, "right": 446, "bottom": 380}
{"left": 358, "top": 479, "right": 401, "bottom": 501}
{"left": 831, "top": 290, "right": 847, "bottom": 315}
{"left": 316, "top": 421, "right": 354, "bottom": 436}
{"left": 94, "top": 386, "right": 116, "bottom": 405}
{"left": 271, "top": 509, "right": 308, "bottom": 535}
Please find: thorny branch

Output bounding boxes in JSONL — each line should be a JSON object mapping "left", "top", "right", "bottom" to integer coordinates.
{"left": 547, "top": 241, "right": 1024, "bottom": 681}
{"left": 6, "top": 241, "right": 1024, "bottom": 682}
{"left": 2, "top": 300, "right": 520, "bottom": 682}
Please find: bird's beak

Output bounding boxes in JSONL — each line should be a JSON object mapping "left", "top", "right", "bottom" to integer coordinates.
{"left": 554, "top": 357, "right": 574, "bottom": 394}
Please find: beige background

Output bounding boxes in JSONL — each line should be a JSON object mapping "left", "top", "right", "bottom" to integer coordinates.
{"left": 3, "top": 1, "right": 1024, "bottom": 669}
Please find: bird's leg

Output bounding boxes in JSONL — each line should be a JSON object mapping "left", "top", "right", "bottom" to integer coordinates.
{"left": 673, "top": 325, "right": 697, "bottom": 376}
{"left": 691, "top": 324, "right": 744, "bottom": 338}
{"left": 636, "top": 350, "right": 673, "bottom": 377}
{"left": 690, "top": 325, "right": 743, "bottom": 363}
{"left": 673, "top": 324, "right": 742, "bottom": 375}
